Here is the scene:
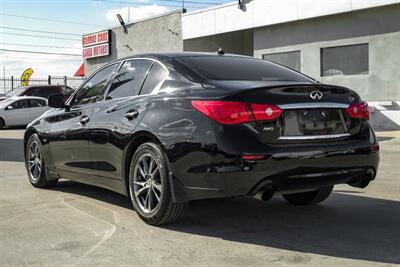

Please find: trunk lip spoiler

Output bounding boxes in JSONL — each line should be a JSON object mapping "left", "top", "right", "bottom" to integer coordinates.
{"left": 278, "top": 102, "right": 349, "bottom": 110}
{"left": 278, "top": 133, "right": 350, "bottom": 140}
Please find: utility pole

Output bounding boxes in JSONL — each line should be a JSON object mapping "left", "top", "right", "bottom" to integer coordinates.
{"left": 128, "top": 7, "right": 131, "bottom": 23}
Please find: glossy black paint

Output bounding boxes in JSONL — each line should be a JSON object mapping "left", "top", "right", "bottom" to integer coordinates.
{"left": 24, "top": 53, "right": 379, "bottom": 202}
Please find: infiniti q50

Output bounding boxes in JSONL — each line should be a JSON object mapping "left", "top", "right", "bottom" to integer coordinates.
{"left": 24, "top": 53, "right": 379, "bottom": 225}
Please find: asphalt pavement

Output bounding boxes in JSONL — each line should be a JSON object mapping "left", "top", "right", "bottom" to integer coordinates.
{"left": 0, "top": 129, "right": 399, "bottom": 267}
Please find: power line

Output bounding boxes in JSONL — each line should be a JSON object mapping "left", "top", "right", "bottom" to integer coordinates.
{"left": 94, "top": 0, "right": 219, "bottom": 5}
{"left": 0, "top": 42, "right": 81, "bottom": 50}
{"left": 0, "top": 13, "right": 103, "bottom": 27}
{"left": 1, "top": 32, "right": 80, "bottom": 41}
{"left": 91, "top": 0, "right": 208, "bottom": 8}
{"left": 153, "top": 0, "right": 220, "bottom": 5}
{"left": 0, "top": 48, "right": 81, "bottom": 57}
{"left": 92, "top": 0, "right": 182, "bottom": 8}
{"left": 0, "top": 26, "right": 82, "bottom": 36}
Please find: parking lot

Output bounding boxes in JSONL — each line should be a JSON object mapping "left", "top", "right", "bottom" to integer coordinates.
{"left": 0, "top": 129, "right": 399, "bottom": 267}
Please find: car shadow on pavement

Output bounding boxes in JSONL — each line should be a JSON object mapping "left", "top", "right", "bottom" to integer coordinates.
{"left": 53, "top": 180, "right": 400, "bottom": 264}
{"left": 168, "top": 194, "right": 400, "bottom": 264}
{"left": 53, "top": 180, "right": 132, "bottom": 209}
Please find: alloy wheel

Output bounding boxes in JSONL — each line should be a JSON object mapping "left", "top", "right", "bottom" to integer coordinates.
{"left": 132, "top": 153, "right": 162, "bottom": 214}
{"left": 28, "top": 141, "right": 42, "bottom": 182}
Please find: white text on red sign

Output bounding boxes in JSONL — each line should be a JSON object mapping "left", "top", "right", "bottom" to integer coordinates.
{"left": 82, "top": 31, "right": 109, "bottom": 47}
{"left": 82, "top": 43, "right": 109, "bottom": 59}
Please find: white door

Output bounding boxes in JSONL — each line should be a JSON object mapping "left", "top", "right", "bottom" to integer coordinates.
{"left": 26, "top": 99, "right": 49, "bottom": 123}
{"left": 4, "top": 99, "right": 48, "bottom": 126}
{"left": 3, "top": 99, "right": 30, "bottom": 126}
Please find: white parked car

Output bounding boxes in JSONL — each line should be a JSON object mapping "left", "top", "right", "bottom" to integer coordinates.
{"left": 0, "top": 96, "right": 50, "bottom": 129}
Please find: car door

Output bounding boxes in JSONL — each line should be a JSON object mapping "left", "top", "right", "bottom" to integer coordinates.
{"left": 3, "top": 99, "right": 30, "bottom": 126}
{"left": 47, "top": 63, "right": 118, "bottom": 176}
{"left": 88, "top": 59, "right": 160, "bottom": 180}
{"left": 26, "top": 98, "right": 49, "bottom": 122}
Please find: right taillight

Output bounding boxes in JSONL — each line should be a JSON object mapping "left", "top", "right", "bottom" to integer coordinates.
{"left": 346, "top": 101, "right": 370, "bottom": 120}
{"left": 191, "top": 100, "right": 282, "bottom": 125}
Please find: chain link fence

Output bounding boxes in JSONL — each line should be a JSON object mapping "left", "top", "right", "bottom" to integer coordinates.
{"left": 0, "top": 76, "right": 85, "bottom": 95}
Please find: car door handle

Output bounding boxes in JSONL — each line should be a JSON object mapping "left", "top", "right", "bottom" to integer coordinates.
{"left": 124, "top": 110, "right": 139, "bottom": 120}
{"left": 106, "top": 105, "right": 118, "bottom": 113}
{"left": 79, "top": 115, "right": 90, "bottom": 124}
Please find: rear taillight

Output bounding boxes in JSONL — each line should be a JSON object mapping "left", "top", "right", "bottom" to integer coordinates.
{"left": 191, "top": 100, "right": 283, "bottom": 125}
{"left": 346, "top": 101, "right": 370, "bottom": 120}
{"left": 191, "top": 101, "right": 252, "bottom": 125}
{"left": 250, "top": 103, "right": 283, "bottom": 121}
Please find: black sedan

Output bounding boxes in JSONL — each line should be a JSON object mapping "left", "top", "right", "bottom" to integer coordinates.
{"left": 24, "top": 52, "right": 379, "bottom": 225}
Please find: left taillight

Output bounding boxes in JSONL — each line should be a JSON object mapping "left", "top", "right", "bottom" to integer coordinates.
{"left": 346, "top": 101, "right": 370, "bottom": 120}
{"left": 191, "top": 100, "right": 283, "bottom": 125}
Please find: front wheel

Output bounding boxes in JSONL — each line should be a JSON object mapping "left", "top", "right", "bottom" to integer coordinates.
{"left": 25, "top": 134, "right": 58, "bottom": 188}
{"left": 282, "top": 186, "right": 333, "bottom": 205}
{"left": 128, "top": 142, "right": 187, "bottom": 225}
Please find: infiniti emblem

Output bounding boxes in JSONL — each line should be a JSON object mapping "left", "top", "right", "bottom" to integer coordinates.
{"left": 310, "top": 90, "right": 323, "bottom": 100}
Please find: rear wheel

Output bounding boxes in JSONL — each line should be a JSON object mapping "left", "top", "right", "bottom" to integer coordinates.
{"left": 25, "top": 134, "right": 58, "bottom": 188}
{"left": 282, "top": 186, "right": 333, "bottom": 205}
{"left": 128, "top": 142, "right": 187, "bottom": 225}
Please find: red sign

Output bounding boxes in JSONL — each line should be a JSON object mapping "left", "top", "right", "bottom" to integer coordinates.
{"left": 82, "top": 43, "right": 110, "bottom": 59}
{"left": 82, "top": 30, "right": 109, "bottom": 48}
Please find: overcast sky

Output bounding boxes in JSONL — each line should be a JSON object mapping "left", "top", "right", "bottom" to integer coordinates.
{"left": 0, "top": 0, "right": 230, "bottom": 78}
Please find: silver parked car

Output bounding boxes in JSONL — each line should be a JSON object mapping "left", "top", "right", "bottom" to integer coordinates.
{"left": 0, "top": 96, "right": 50, "bottom": 129}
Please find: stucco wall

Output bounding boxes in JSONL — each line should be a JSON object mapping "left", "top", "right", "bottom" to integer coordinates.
{"left": 85, "top": 11, "right": 183, "bottom": 76}
{"left": 254, "top": 5, "right": 400, "bottom": 101}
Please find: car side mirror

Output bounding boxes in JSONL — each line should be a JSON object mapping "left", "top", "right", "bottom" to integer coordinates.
{"left": 6, "top": 106, "right": 13, "bottom": 110}
{"left": 48, "top": 94, "right": 66, "bottom": 109}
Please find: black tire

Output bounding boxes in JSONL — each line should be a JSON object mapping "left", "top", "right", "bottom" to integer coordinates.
{"left": 282, "top": 186, "right": 333, "bottom": 205}
{"left": 128, "top": 142, "right": 187, "bottom": 225}
{"left": 25, "top": 134, "right": 58, "bottom": 188}
{"left": 0, "top": 118, "right": 4, "bottom": 129}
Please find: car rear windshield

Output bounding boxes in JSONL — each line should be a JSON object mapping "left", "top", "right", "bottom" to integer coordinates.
{"left": 6, "top": 87, "right": 26, "bottom": 97}
{"left": 177, "top": 56, "right": 313, "bottom": 82}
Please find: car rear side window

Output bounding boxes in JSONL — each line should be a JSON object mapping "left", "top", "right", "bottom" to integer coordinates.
{"left": 63, "top": 86, "right": 75, "bottom": 95}
{"left": 23, "top": 88, "right": 36, "bottom": 96}
{"left": 177, "top": 56, "right": 312, "bottom": 82}
{"left": 42, "top": 87, "right": 60, "bottom": 98}
{"left": 140, "top": 63, "right": 168, "bottom": 95}
{"left": 73, "top": 63, "right": 118, "bottom": 106}
{"left": 107, "top": 59, "right": 153, "bottom": 100}
{"left": 29, "top": 99, "right": 46, "bottom": 107}
{"left": 9, "top": 100, "right": 29, "bottom": 109}
{"left": 31, "top": 87, "right": 58, "bottom": 98}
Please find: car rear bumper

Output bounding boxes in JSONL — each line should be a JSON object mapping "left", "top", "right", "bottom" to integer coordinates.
{"left": 169, "top": 142, "right": 379, "bottom": 202}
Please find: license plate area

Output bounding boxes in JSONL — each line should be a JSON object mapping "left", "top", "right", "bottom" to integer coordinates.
{"left": 282, "top": 109, "right": 350, "bottom": 136}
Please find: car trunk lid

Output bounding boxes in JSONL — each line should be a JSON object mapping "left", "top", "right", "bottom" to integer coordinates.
{"left": 209, "top": 82, "right": 362, "bottom": 143}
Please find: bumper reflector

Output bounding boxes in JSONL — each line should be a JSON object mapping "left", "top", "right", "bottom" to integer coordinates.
{"left": 241, "top": 154, "right": 265, "bottom": 161}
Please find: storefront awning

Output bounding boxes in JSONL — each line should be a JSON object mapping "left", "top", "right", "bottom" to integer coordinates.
{"left": 74, "top": 63, "right": 84, "bottom": 77}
